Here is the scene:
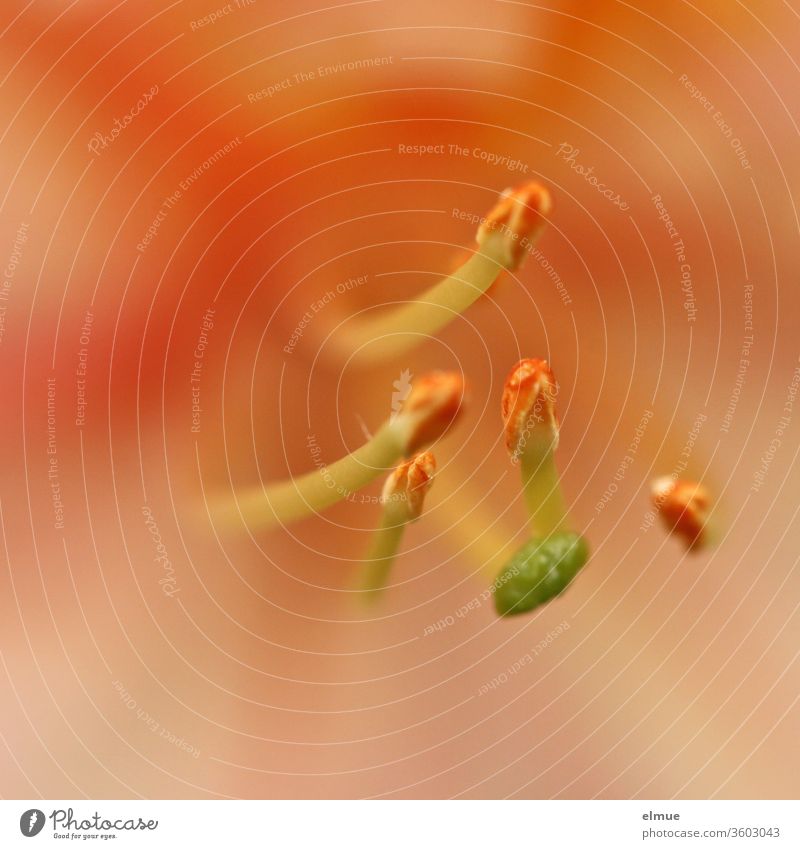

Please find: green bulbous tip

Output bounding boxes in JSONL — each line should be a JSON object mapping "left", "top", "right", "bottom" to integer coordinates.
{"left": 493, "top": 531, "right": 589, "bottom": 617}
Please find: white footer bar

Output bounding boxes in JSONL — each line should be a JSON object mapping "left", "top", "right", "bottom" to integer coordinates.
{"left": 2, "top": 800, "right": 796, "bottom": 847}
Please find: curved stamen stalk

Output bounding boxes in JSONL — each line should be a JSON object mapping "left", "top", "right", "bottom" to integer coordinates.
{"left": 426, "top": 483, "right": 522, "bottom": 582}
{"left": 503, "top": 358, "right": 569, "bottom": 537}
{"left": 651, "top": 476, "right": 711, "bottom": 550}
{"left": 215, "top": 372, "right": 463, "bottom": 530}
{"left": 358, "top": 452, "right": 435, "bottom": 601}
{"left": 494, "top": 358, "right": 590, "bottom": 616}
{"left": 330, "top": 182, "right": 552, "bottom": 361}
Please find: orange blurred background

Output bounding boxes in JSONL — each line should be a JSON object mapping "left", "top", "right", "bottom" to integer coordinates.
{"left": 0, "top": 0, "right": 798, "bottom": 799}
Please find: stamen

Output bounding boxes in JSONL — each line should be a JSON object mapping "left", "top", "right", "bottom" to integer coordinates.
{"left": 358, "top": 452, "right": 436, "bottom": 600}
{"left": 325, "top": 182, "right": 552, "bottom": 362}
{"left": 476, "top": 181, "right": 553, "bottom": 271}
{"left": 502, "top": 358, "right": 567, "bottom": 538}
{"left": 493, "top": 357, "right": 590, "bottom": 616}
{"left": 651, "top": 477, "right": 711, "bottom": 549}
{"left": 395, "top": 371, "right": 465, "bottom": 455}
{"left": 502, "top": 357, "right": 559, "bottom": 458}
{"left": 214, "top": 374, "right": 462, "bottom": 530}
